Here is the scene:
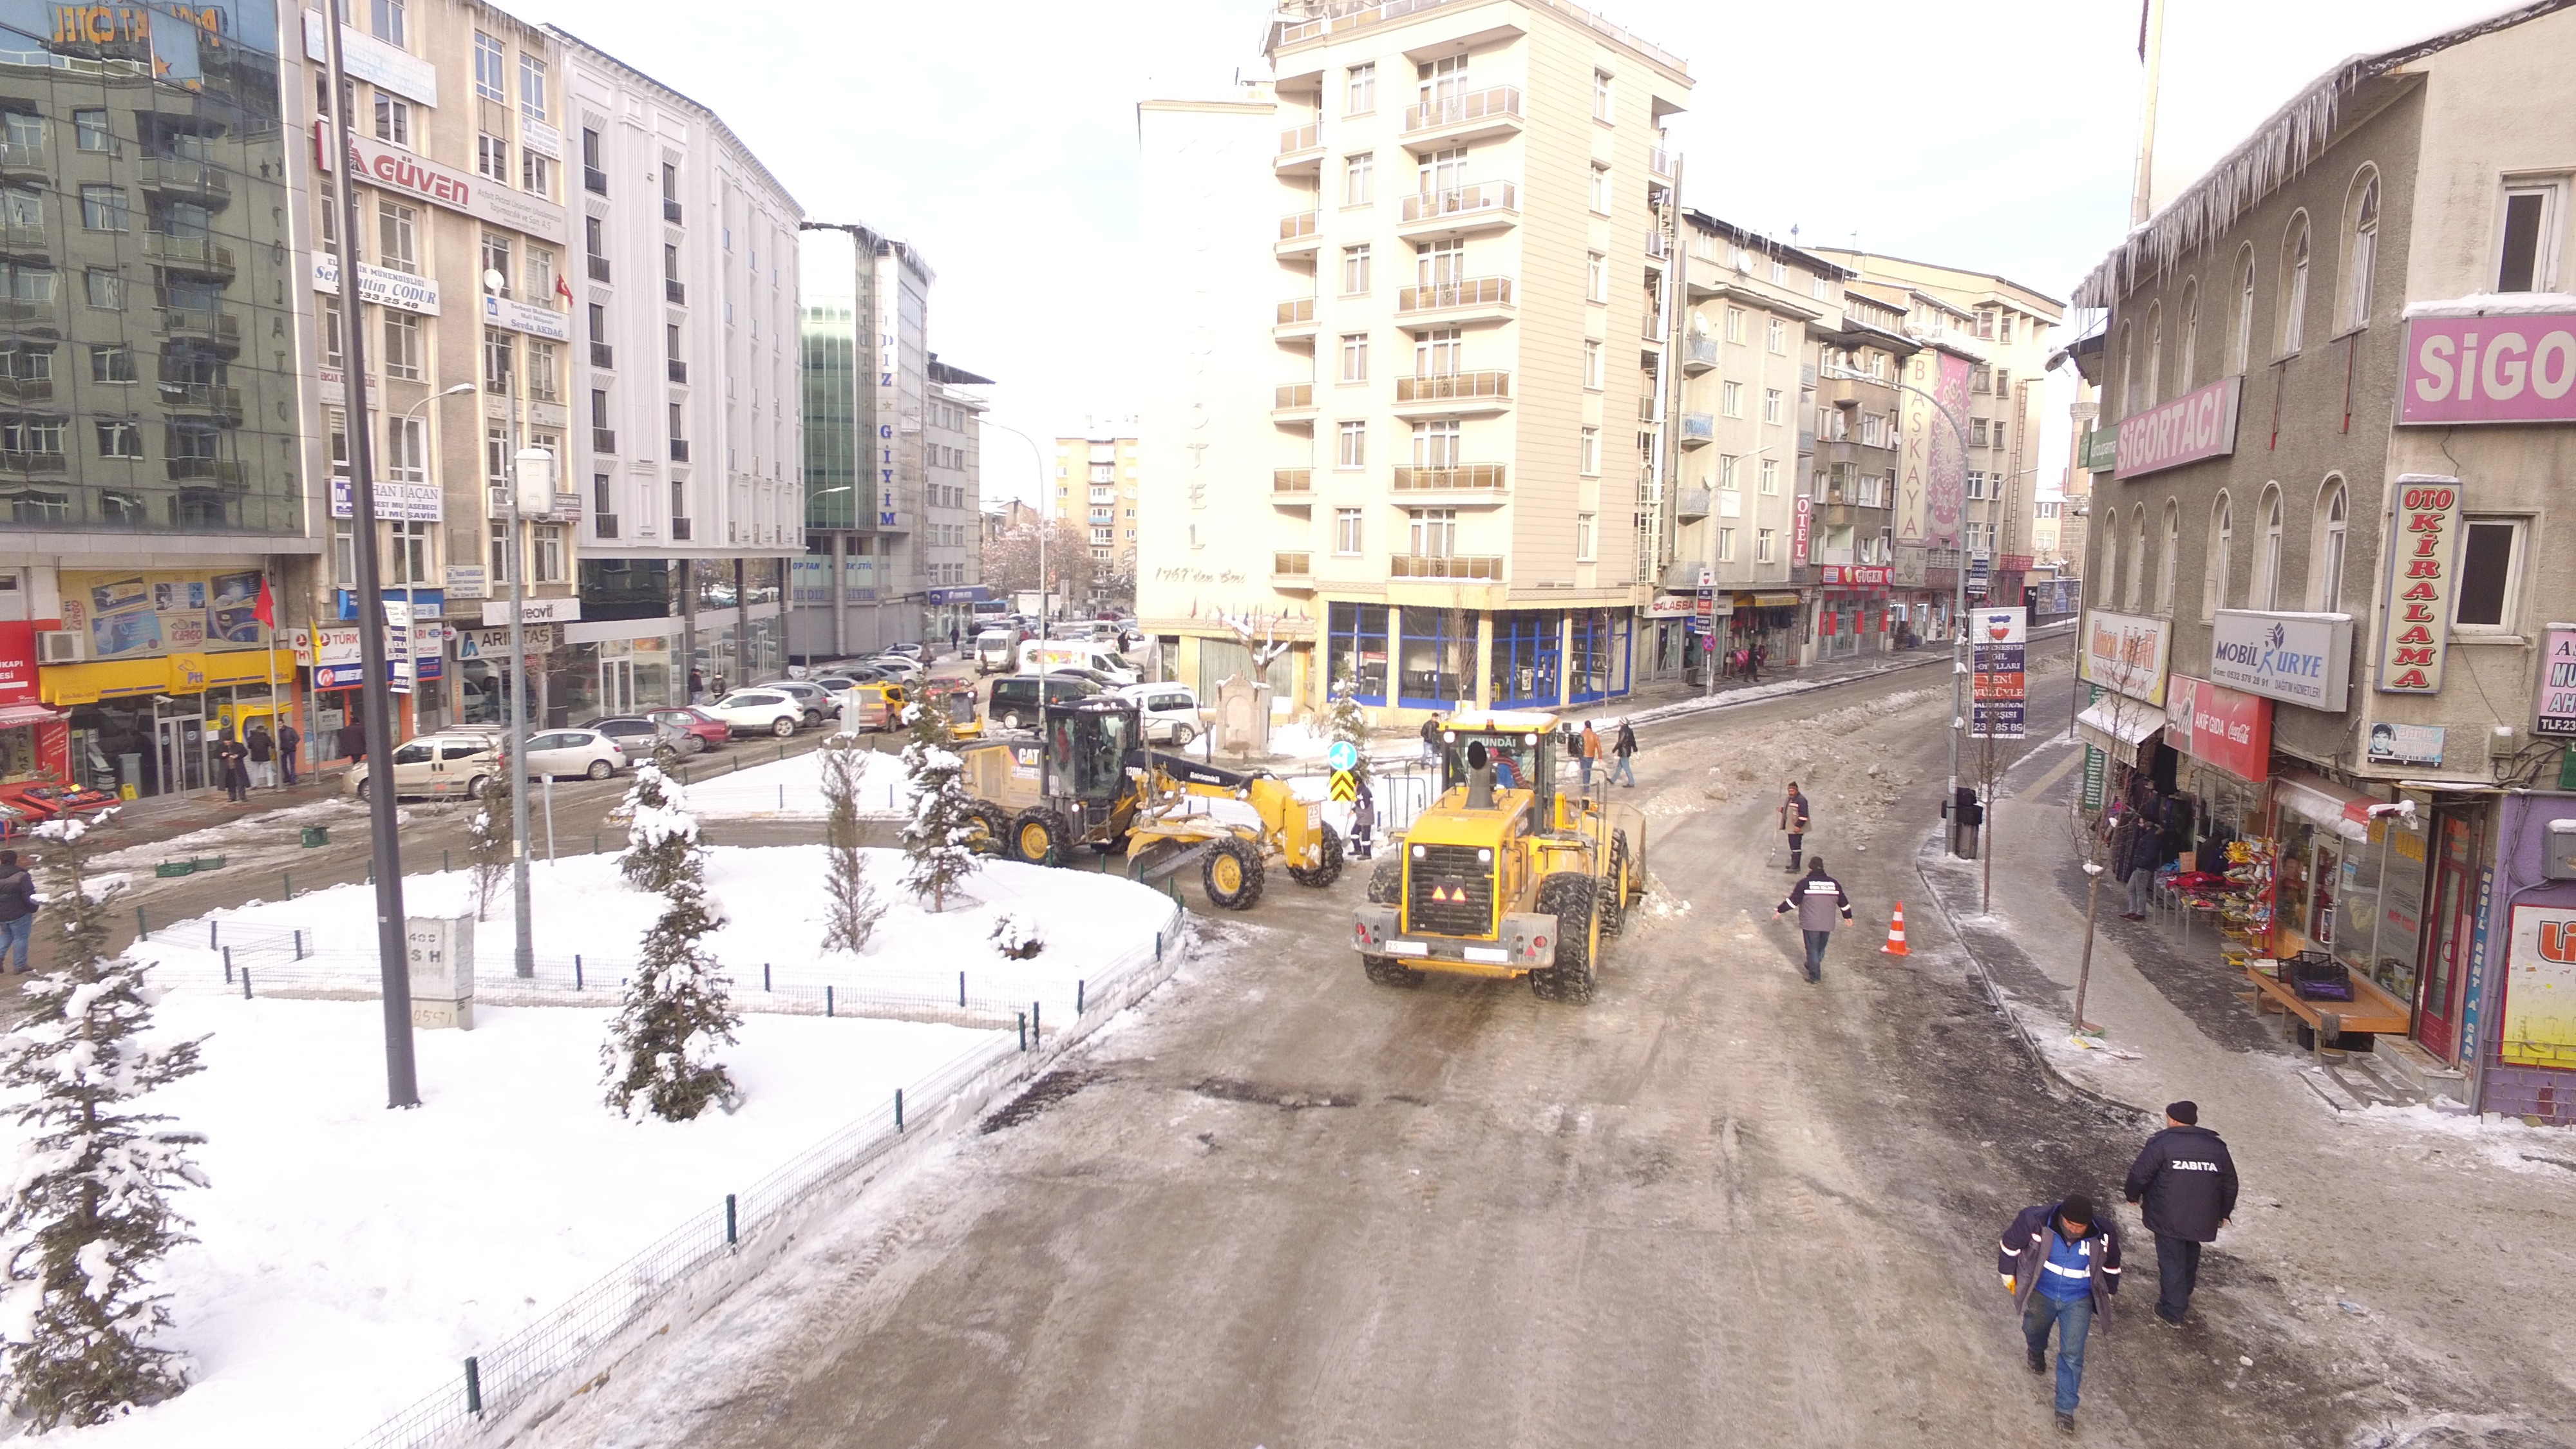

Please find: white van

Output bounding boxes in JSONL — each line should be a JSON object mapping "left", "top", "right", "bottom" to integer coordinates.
{"left": 1116, "top": 682, "right": 1202, "bottom": 746}
{"left": 974, "top": 629, "right": 1023, "bottom": 675}
{"left": 1024, "top": 639, "right": 1139, "bottom": 685}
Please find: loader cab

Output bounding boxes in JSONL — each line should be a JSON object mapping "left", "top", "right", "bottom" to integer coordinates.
{"left": 1039, "top": 696, "right": 1142, "bottom": 815}
{"left": 1435, "top": 709, "right": 1558, "bottom": 825}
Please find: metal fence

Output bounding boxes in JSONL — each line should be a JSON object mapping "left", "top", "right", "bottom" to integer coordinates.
{"left": 337, "top": 899, "right": 1185, "bottom": 1449}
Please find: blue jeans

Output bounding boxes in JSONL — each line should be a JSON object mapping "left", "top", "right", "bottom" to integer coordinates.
{"left": 1578, "top": 755, "right": 1593, "bottom": 784}
{"left": 1801, "top": 929, "right": 1830, "bottom": 981}
{"left": 0, "top": 914, "right": 30, "bottom": 972}
{"left": 2023, "top": 1291, "right": 2094, "bottom": 1416}
{"left": 1609, "top": 755, "right": 1634, "bottom": 786}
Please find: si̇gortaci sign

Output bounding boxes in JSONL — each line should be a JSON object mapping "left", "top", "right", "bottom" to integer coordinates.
{"left": 2116, "top": 375, "right": 2242, "bottom": 478}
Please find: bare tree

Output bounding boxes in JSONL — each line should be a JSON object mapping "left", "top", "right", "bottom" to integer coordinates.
{"left": 2063, "top": 685, "right": 2163, "bottom": 1036}
{"left": 980, "top": 516, "right": 1097, "bottom": 601}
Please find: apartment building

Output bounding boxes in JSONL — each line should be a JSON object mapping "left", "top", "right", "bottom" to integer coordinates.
{"left": 0, "top": 0, "right": 308, "bottom": 802}
{"left": 1054, "top": 434, "right": 1140, "bottom": 593}
{"left": 1139, "top": 0, "right": 1691, "bottom": 717}
{"left": 923, "top": 357, "right": 991, "bottom": 647}
{"left": 551, "top": 28, "right": 803, "bottom": 710}
{"left": 2068, "top": 3, "right": 2576, "bottom": 1103}
{"left": 791, "top": 222, "right": 933, "bottom": 659}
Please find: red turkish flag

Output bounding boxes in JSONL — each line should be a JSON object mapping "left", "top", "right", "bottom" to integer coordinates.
{"left": 555, "top": 273, "right": 574, "bottom": 302}
{"left": 253, "top": 574, "right": 276, "bottom": 629}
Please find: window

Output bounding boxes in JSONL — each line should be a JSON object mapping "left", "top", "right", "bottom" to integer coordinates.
{"left": 2177, "top": 280, "right": 2199, "bottom": 392}
{"left": 384, "top": 415, "right": 426, "bottom": 484}
{"left": 1593, "top": 69, "right": 1613, "bottom": 123}
{"left": 1970, "top": 418, "right": 1989, "bottom": 447}
{"left": 482, "top": 232, "right": 515, "bottom": 296}
{"left": 2313, "top": 480, "right": 2349, "bottom": 614}
{"left": 1343, "top": 153, "right": 1372, "bottom": 207}
{"left": 1992, "top": 423, "right": 2007, "bottom": 451}
{"left": 1761, "top": 388, "right": 1783, "bottom": 424}
{"left": 1721, "top": 381, "right": 1743, "bottom": 417}
{"left": 488, "top": 521, "right": 513, "bottom": 583}
{"left": 1722, "top": 306, "right": 1744, "bottom": 343}
{"left": 484, "top": 422, "right": 509, "bottom": 486}
{"left": 1770, "top": 260, "right": 1787, "bottom": 285}
{"left": 1407, "top": 507, "right": 1456, "bottom": 556}
{"left": 93, "top": 419, "right": 140, "bottom": 458}
{"left": 2278, "top": 214, "right": 2311, "bottom": 354}
{"left": 1716, "top": 527, "right": 1736, "bottom": 562}
{"left": 78, "top": 185, "right": 126, "bottom": 232}
{"left": 1338, "top": 419, "right": 1365, "bottom": 469}
{"left": 386, "top": 521, "right": 431, "bottom": 587}
{"left": 382, "top": 310, "right": 421, "bottom": 379}
{"left": 2118, "top": 321, "right": 2137, "bottom": 417}
{"left": 1412, "top": 326, "right": 1459, "bottom": 376}
{"left": 483, "top": 330, "right": 515, "bottom": 393}
{"left": 1583, "top": 339, "right": 1602, "bottom": 389}
{"left": 2143, "top": 302, "right": 2163, "bottom": 406}
{"left": 1756, "top": 528, "right": 1776, "bottom": 562}
{"left": 2498, "top": 183, "right": 2562, "bottom": 292}
{"left": 522, "top": 149, "right": 551, "bottom": 197}
{"left": 319, "top": 298, "right": 344, "bottom": 368}
{"left": 88, "top": 345, "right": 129, "bottom": 384}
{"left": 378, "top": 201, "right": 417, "bottom": 274}
{"left": 1718, "top": 454, "right": 1739, "bottom": 489}
{"left": 476, "top": 133, "right": 509, "bottom": 181}
{"left": 2121, "top": 506, "right": 2145, "bottom": 607}
{"left": 71, "top": 109, "right": 108, "bottom": 153}
{"left": 1579, "top": 426, "right": 1600, "bottom": 476}
{"left": 582, "top": 128, "right": 605, "bottom": 193}
{"left": 475, "top": 32, "right": 506, "bottom": 102}
{"left": 2250, "top": 485, "right": 2284, "bottom": 611}
{"left": 1335, "top": 507, "right": 1363, "bottom": 554}
{"left": 2229, "top": 246, "right": 2255, "bottom": 374}
{"left": 1340, "top": 332, "right": 1368, "bottom": 383}
{"left": 374, "top": 93, "right": 411, "bottom": 147}
{"left": 2098, "top": 512, "right": 2119, "bottom": 608}
{"left": 2454, "top": 518, "right": 2525, "bottom": 630}
{"left": 1758, "top": 458, "right": 1779, "bottom": 495}
{"left": 530, "top": 524, "right": 565, "bottom": 583}
{"left": 1766, "top": 317, "right": 1786, "bottom": 353}
{"left": 1340, "top": 244, "right": 1370, "bottom": 295}
{"left": 1346, "top": 63, "right": 1376, "bottom": 115}
{"left": 2342, "top": 169, "right": 2379, "bottom": 330}
{"left": 371, "top": 0, "right": 404, "bottom": 43}
{"left": 1577, "top": 512, "right": 1596, "bottom": 561}
{"left": 81, "top": 267, "right": 120, "bottom": 309}
{"left": 2159, "top": 500, "right": 2181, "bottom": 614}
{"left": 520, "top": 54, "right": 549, "bottom": 122}
{"left": 2202, "top": 493, "right": 2233, "bottom": 621}
{"left": 526, "top": 245, "right": 554, "bottom": 305}
{"left": 1586, "top": 252, "right": 1607, "bottom": 303}
{"left": 0, "top": 186, "right": 32, "bottom": 229}
{"left": 1588, "top": 166, "right": 1611, "bottom": 215}
{"left": 1411, "top": 418, "right": 1459, "bottom": 467}
{"left": 526, "top": 340, "right": 558, "bottom": 402}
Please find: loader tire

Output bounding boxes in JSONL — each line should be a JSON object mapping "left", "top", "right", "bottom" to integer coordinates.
{"left": 1600, "top": 830, "right": 1633, "bottom": 936}
{"left": 1203, "top": 837, "right": 1264, "bottom": 910}
{"left": 1363, "top": 954, "right": 1423, "bottom": 988}
{"left": 1287, "top": 824, "right": 1345, "bottom": 887}
{"left": 1531, "top": 873, "right": 1598, "bottom": 1004}
{"left": 1365, "top": 856, "right": 1403, "bottom": 904}
{"left": 1010, "top": 808, "right": 1070, "bottom": 867}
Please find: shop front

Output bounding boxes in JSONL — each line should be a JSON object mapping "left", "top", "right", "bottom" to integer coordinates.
{"left": 0, "top": 620, "right": 82, "bottom": 831}
{"left": 1814, "top": 566, "right": 1893, "bottom": 659}
{"left": 2476, "top": 793, "right": 2576, "bottom": 1121}
{"left": 1643, "top": 594, "right": 1698, "bottom": 681}
{"left": 1723, "top": 592, "right": 1800, "bottom": 675}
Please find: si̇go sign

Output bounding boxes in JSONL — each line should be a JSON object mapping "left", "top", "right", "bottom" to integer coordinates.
{"left": 2376, "top": 475, "right": 2462, "bottom": 694}
{"left": 2400, "top": 310, "right": 2576, "bottom": 425}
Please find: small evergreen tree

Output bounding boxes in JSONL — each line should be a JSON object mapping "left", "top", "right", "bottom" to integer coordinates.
{"left": 1325, "top": 684, "right": 1372, "bottom": 786}
{"left": 898, "top": 700, "right": 979, "bottom": 913}
{"left": 600, "top": 877, "right": 741, "bottom": 1122}
{"left": 615, "top": 762, "right": 703, "bottom": 897}
{"left": 0, "top": 813, "right": 209, "bottom": 1428}
{"left": 464, "top": 772, "right": 513, "bottom": 922}
{"left": 819, "top": 736, "right": 885, "bottom": 954}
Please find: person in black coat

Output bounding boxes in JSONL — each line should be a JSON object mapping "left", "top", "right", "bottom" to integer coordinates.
{"left": 2123, "top": 1100, "right": 2240, "bottom": 1325}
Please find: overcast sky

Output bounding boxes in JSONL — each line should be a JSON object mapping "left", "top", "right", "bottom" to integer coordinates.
{"left": 501, "top": 0, "right": 2517, "bottom": 505}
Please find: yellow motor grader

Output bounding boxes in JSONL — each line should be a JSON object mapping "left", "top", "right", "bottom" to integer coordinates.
{"left": 953, "top": 696, "right": 1342, "bottom": 909}
{"left": 1350, "top": 709, "right": 1645, "bottom": 1003}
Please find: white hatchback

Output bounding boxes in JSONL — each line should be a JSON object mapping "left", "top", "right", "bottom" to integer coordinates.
{"left": 1116, "top": 683, "right": 1203, "bottom": 746}
{"left": 518, "top": 728, "right": 627, "bottom": 781}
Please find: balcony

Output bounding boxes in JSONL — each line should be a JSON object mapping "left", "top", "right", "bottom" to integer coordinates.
{"left": 0, "top": 222, "right": 47, "bottom": 258}
{"left": 143, "top": 231, "right": 235, "bottom": 279}
{"left": 671, "top": 516, "right": 692, "bottom": 540}
{"left": 1393, "top": 370, "right": 1510, "bottom": 415}
{"left": 664, "top": 279, "right": 685, "bottom": 305}
{"left": 1680, "top": 336, "right": 1718, "bottom": 373}
{"left": 0, "top": 449, "right": 65, "bottom": 474}
{"left": 1397, "top": 182, "right": 1517, "bottom": 236}
{"left": 1396, "top": 276, "right": 1513, "bottom": 324}
{"left": 668, "top": 439, "right": 690, "bottom": 462}
{"left": 1271, "top": 468, "right": 1314, "bottom": 502}
{"left": 584, "top": 166, "right": 609, "bottom": 195}
{"left": 667, "top": 358, "right": 687, "bottom": 383}
{"left": 587, "top": 254, "right": 611, "bottom": 283}
{"left": 1650, "top": 147, "right": 1678, "bottom": 181}
{"left": 1797, "top": 428, "right": 1817, "bottom": 455}
{"left": 155, "top": 381, "right": 242, "bottom": 418}
{"left": 1277, "top": 210, "right": 1320, "bottom": 254}
{"left": 1276, "top": 122, "right": 1322, "bottom": 173}
{"left": 1676, "top": 487, "right": 1712, "bottom": 520}
{"left": 594, "top": 513, "right": 620, "bottom": 538}
{"left": 1272, "top": 551, "right": 1313, "bottom": 584}
{"left": 0, "top": 142, "right": 41, "bottom": 178}
{"left": 155, "top": 307, "right": 240, "bottom": 350}
{"left": 166, "top": 457, "right": 243, "bottom": 485}
{"left": 1274, "top": 296, "right": 1317, "bottom": 339}
{"left": 1401, "top": 85, "right": 1522, "bottom": 147}
{"left": 1389, "top": 553, "right": 1504, "bottom": 582}
{"left": 1272, "top": 383, "right": 1316, "bottom": 420}
{"left": 1664, "top": 560, "right": 1709, "bottom": 590}
{"left": 1645, "top": 228, "right": 1670, "bottom": 260}
{"left": 1820, "top": 372, "right": 1893, "bottom": 409}
{"left": 1817, "top": 438, "right": 1897, "bottom": 470}
{"left": 0, "top": 376, "right": 52, "bottom": 404}
{"left": 663, "top": 198, "right": 683, "bottom": 224}
{"left": 1675, "top": 412, "right": 1715, "bottom": 447}
{"left": 590, "top": 341, "right": 615, "bottom": 369}
{"left": 592, "top": 427, "right": 617, "bottom": 454}
{"left": 1390, "top": 464, "right": 1507, "bottom": 500}
{"left": 140, "top": 156, "right": 228, "bottom": 200}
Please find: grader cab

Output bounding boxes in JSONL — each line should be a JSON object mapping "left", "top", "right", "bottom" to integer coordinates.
{"left": 1351, "top": 709, "right": 1645, "bottom": 1003}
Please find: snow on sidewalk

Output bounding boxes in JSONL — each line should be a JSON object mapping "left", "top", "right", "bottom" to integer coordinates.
{"left": 34, "top": 993, "right": 1004, "bottom": 1448}
{"left": 679, "top": 744, "right": 913, "bottom": 822}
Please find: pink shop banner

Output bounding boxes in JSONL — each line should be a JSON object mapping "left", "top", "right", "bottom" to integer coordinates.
{"left": 2115, "top": 375, "right": 2242, "bottom": 478}
{"left": 2401, "top": 312, "right": 2576, "bottom": 425}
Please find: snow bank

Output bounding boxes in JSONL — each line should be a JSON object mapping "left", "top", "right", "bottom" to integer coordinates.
{"left": 679, "top": 744, "right": 911, "bottom": 821}
{"left": 31, "top": 994, "right": 1003, "bottom": 1448}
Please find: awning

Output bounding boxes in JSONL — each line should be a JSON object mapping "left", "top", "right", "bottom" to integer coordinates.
{"left": 0, "top": 702, "right": 62, "bottom": 728}
{"left": 2272, "top": 768, "right": 2376, "bottom": 842}
{"left": 2075, "top": 700, "right": 2162, "bottom": 766}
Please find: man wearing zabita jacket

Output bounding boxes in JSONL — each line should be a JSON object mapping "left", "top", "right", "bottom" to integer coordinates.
{"left": 2124, "top": 1099, "right": 2239, "bottom": 1325}
{"left": 1999, "top": 1193, "right": 2121, "bottom": 1432}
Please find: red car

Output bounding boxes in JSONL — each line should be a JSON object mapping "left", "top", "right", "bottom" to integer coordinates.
{"left": 643, "top": 706, "right": 732, "bottom": 753}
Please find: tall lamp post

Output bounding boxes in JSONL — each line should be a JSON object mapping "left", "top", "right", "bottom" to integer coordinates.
{"left": 485, "top": 268, "right": 547, "bottom": 979}
{"left": 1822, "top": 365, "right": 1975, "bottom": 857}
{"left": 318, "top": 4, "right": 417, "bottom": 1108}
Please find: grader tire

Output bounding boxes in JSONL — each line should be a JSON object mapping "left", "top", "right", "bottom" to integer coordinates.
{"left": 1203, "top": 837, "right": 1265, "bottom": 910}
{"left": 1600, "top": 830, "right": 1633, "bottom": 936}
{"left": 1287, "top": 824, "right": 1346, "bottom": 887}
{"left": 1010, "top": 808, "right": 1070, "bottom": 867}
{"left": 962, "top": 802, "right": 1011, "bottom": 857}
{"left": 1365, "top": 856, "right": 1403, "bottom": 904}
{"left": 1532, "top": 874, "right": 1599, "bottom": 1004}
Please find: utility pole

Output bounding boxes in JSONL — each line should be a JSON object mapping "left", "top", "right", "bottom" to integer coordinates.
{"left": 489, "top": 269, "right": 538, "bottom": 979}
{"left": 320, "top": 0, "right": 418, "bottom": 1108}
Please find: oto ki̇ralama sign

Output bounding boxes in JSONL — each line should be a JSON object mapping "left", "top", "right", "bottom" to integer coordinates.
{"left": 2376, "top": 475, "right": 2463, "bottom": 694}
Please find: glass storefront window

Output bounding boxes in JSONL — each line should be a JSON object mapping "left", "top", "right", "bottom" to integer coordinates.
{"left": 1396, "top": 607, "right": 1470, "bottom": 709}
{"left": 1491, "top": 611, "right": 1560, "bottom": 708}
{"left": 1328, "top": 601, "right": 1390, "bottom": 705}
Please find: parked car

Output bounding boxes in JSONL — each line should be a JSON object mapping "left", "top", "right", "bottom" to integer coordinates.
{"left": 882, "top": 641, "right": 926, "bottom": 659}
{"left": 516, "top": 728, "right": 627, "bottom": 781}
{"left": 706, "top": 689, "right": 806, "bottom": 737}
{"left": 583, "top": 715, "right": 668, "bottom": 761}
{"left": 1039, "top": 665, "right": 1132, "bottom": 694}
{"left": 754, "top": 679, "right": 833, "bottom": 726}
{"left": 642, "top": 706, "right": 730, "bottom": 753}
{"left": 868, "top": 655, "right": 926, "bottom": 683}
{"left": 988, "top": 672, "right": 1101, "bottom": 730}
{"left": 974, "top": 629, "right": 1023, "bottom": 675}
{"left": 345, "top": 732, "right": 500, "bottom": 802}
{"left": 1117, "top": 682, "right": 1203, "bottom": 746}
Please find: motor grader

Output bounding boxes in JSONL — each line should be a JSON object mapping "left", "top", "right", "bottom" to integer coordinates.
{"left": 953, "top": 695, "right": 1343, "bottom": 909}
{"left": 1350, "top": 709, "right": 1645, "bottom": 1003}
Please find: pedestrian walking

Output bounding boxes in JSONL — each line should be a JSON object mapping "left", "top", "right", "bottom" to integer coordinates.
{"left": 951, "top": 621, "right": 962, "bottom": 658}
{"left": 2123, "top": 1101, "right": 2237, "bottom": 1326}
{"left": 1350, "top": 777, "right": 1376, "bottom": 859}
{"left": 2000, "top": 1193, "right": 2123, "bottom": 1432}
{"left": 245, "top": 720, "right": 276, "bottom": 789}
{"left": 338, "top": 719, "right": 366, "bottom": 765}
{"left": 277, "top": 720, "right": 301, "bottom": 786}
{"left": 1420, "top": 714, "right": 1441, "bottom": 767}
{"left": 1771, "top": 857, "right": 1853, "bottom": 983}
{"left": 2112, "top": 808, "right": 2155, "bottom": 920}
{"left": 1609, "top": 719, "right": 1637, "bottom": 788}
{"left": 1752, "top": 642, "right": 1769, "bottom": 681}
{"left": 0, "top": 849, "right": 35, "bottom": 974}
{"left": 214, "top": 733, "right": 250, "bottom": 802}
{"left": 1777, "top": 781, "right": 1811, "bottom": 873}
{"left": 688, "top": 668, "right": 706, "bottom": 705}
{"left": 1578, "top": 722, "right": 1600, "bottom": 787}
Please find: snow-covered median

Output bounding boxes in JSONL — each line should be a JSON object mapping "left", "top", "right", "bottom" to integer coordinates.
{"left": 679, "top": 743, "right": 913, "bottom": 821}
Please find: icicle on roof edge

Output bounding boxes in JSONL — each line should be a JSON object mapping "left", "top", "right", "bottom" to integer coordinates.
{"left": 2070, "top": 0, "right": 2576, "bottom": 310}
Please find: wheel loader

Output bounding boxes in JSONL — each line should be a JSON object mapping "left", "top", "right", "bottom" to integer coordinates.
{"left": 1350, "top": 709, "right": 1645, "bottom": 1003}
{"left": 953, "top": 696, "right": 1343, "bottom": 909}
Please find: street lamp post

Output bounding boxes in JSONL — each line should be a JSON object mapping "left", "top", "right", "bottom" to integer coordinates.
{"left": 399, "top": 384, "right": 477, "bottom": 723}
{"left": 484, "top": 268, "right": 544, "bottom": 980}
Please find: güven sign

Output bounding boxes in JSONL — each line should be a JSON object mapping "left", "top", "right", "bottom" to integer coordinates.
{"left": 314, "top": 126, "right": 567, "bottom": 238}
{"left": 2115, "top": 375, "right": 2242, "bottom": 478}
{"left": 2401, "top": 310, "right": 2576, "bottom": 425}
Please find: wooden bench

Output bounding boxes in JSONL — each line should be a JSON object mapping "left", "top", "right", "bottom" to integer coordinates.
{"left": 2244, "top": 963, "right": 2410, "bottom": 1049}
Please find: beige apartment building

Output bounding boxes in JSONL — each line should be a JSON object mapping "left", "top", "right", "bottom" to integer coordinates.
{"left": 1138, "top": 0, "right": 1690, "bottom": 717}
{"left": 1053, "top": 434, "right": 1140, "bottom": 591}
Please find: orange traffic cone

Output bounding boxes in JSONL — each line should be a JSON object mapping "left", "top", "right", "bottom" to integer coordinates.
{"left": 1880, "top": 903, "right": 1911, "bottom": 956}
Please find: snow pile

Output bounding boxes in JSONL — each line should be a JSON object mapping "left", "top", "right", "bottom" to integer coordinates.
{"left": 12, "top": 994, "right": 999, "bottom": 1447}
{"left": 678, "top": 744, "right": 911, "bottom": 822}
